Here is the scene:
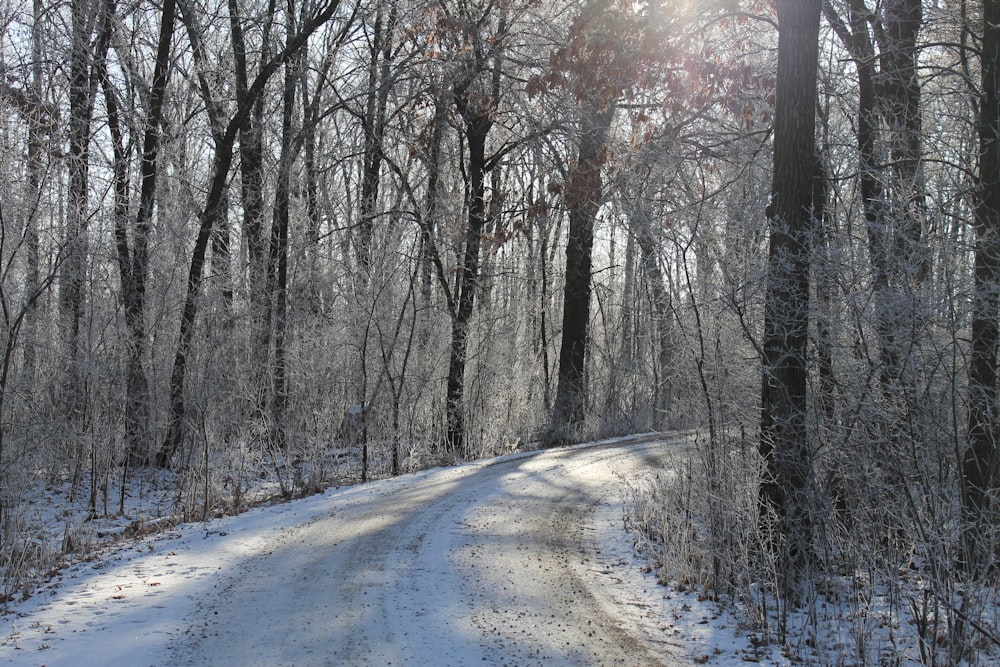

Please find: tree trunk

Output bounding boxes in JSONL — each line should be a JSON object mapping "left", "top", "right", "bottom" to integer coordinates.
{"left": 267, "top": 4, "right": 300, "bottom": 452}
{"left": 443, "top": 7, "right": 506, "bottom": 456}
{"left": 445, "top": 114, "right": 490, "bottom": 455}
{"left": 759, "top": 0, "right": 821, "bottom": 597}
{"left": 550, "top": 100, "right": 615, "bottom": 441}
{"left": 873, "top": 0, "right": 924, "bottom": 405}
{"left": 825, "top": 0, "right": 923, "bottom": 400}
{"left": 357, "top": 0, "right": 396, "bottom": 270}
{"left": 302, "top": 78, "right": 322, "bottom": 313}
{"left": 20, "top": 0, "right": 46, "bottom": 385}
{"left": 813, "top": 157, "right": 837, "bottom": 428}
{"left": 102, "top": 0, "right": 174, "bottom": 462}
{"left": 159, "top": 139, "right": 237, "bottom": 467}
{"left": 177, "top": 0, "right": 232, "bottom": 310}
{"left": 881, "top": 0, "right": 926, "bottom": 283}
{"left": 962, "top": 0, "right": 1000, "bottom": 575}
{"left": 419, "top": 86, "right": 447, "bottom": 333}
{"left": 61, "top": 0, "right": 98, "bottom": 422}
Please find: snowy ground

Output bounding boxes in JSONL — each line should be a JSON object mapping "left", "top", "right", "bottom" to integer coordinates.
{"left": 0, "top": 434, "right": 787, "bottom": 666}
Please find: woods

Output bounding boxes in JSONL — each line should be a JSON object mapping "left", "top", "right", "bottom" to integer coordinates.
{"left": 1, "top": 0, "right": 999, "bottom": 661}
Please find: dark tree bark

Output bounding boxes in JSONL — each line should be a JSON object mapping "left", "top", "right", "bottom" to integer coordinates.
{"left": 963, "top": 0, "right": 1000, "bottom": 575}
{"left": 300, "top": 41, "right": 333, "bottom": 315}
{"left": 177, "top": 0, "right": 232, "bottom": 311}
{"left": 20, "top": 0, "right": 46, "bottom": 384}
{"left": 445, "top": 99, "right": 492, "bottom": 456}
{"left": 873, "top": 0, "right": 925, "bottom": 400}
{"left": 544, "top": 0, "right": 675, "bottom": 441}
{"left": 759, "top": 0, "right": 821, "bottom": 596}
{"left": 418, "top": 85, "right": 448, "bottom": 330}
{"left": 231, "top": 0, "right": 273, "bottom": 294}
{"left": 813, "top": 157, "right": 837, "bottom": 428}
{"left": 549, "top": 100, "right": 615, "bottom": 440}
{"left": 442, "top": 7, "right": 507, "bottom": 456}
{"left": 535, "top": 196, "right": 554, "bottom": 415}
{"left": 159, "top": 135, "right": 239, "bottom": 468}
{"left": 880, "top": 0, "right": 926, "bottom": 281}
{"left": 230, "top": 0, "right": 277, "bottom": 422}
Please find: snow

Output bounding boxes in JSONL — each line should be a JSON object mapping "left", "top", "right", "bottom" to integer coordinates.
{"left": 0, "top": 435, "right": 789, "bottom": 666}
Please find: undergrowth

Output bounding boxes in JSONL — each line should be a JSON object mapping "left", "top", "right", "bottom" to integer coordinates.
{"left": 624, "top": 433, "right": 1000, "bottom": 666}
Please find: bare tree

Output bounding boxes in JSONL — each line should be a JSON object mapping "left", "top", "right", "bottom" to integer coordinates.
{"left": 60, "top": 0, "right": 100, "bottom": 421}
{"left": 441, "top": 1, "right": 509, "bottom": 455}
{"left": 96, "top": 0, "right": 175, "bottom": 462}
{"left": 822, "top": 0, "right": 926, "bottom": 419}
{"left": 158, "top": 0, "right": 346, "bottom": 466}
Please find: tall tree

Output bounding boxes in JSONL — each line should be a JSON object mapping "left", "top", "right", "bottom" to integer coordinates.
{"left": 880, "top": 0, "right": 925, "bottom": 283}
{"left": 356, "top": 0, "right": 397, "bottom": 270}
{"left": 621, "top": 196, "right": 674, "bottom": 426}
{"left": 20, "top": 0, "right": 48, "bottom": 384}
{"left": 99, "top": 0, "right": 176, "bottom": 462}
{"left": 442, "top": 1, "right": 508, "bottom": 455}
{"left": 823, "top": 0, "right": 925, "bottom": 404}
{"left": 963, "top": 0, "right": 1000, "bottom": 575}
{"left": 550, "top": 96, "right": 614, "bottom": 436}
{"left": 758, "top": 0, "right": 821, "bottom": 596}
{"left": 60, "top": 0, "right": 100, "bottom": 421}
{"left": 230, "top": 0, "right": 277, "bottom": 422}
{"left": 265, "top": 0, "right": 304, "bottom": 452}
{"left": 539, "top": 0, "right": 692, "bottom": 439}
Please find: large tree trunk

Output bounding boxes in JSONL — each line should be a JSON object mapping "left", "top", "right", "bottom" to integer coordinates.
{"left": 549, "top": 100, "right": 615, "bottom": 440}
{"left": 881, "top": 0, "right": 926, "bottom": 283}
{"left": 20, "top": 0, "right": 46, "bottom": 385}
{"left": 963, "top": 0, "right": 1000, "bottom": 575}
{"left": 825, "top": 0, "right": 925, "bottom": 402}
{"left": 302, "top": 81, "right": 322, "bottom": 313}
{"left": 874, "top": 0, "right": 925, "bottom": 406}
{"left": 844, "top": 0, "right": 895, "bottom": 392}
{"left": 418, "top": 86, "right": 447, "bottom": 334}
{"left": 444, "top": 113, "right": 490, "bottom": 455}
{"left": 759, "top": 0, "right": 821, "bottom": 597}
{"left": 177, "top": 0, "right": 232, "bottom": 311}
{"left": 159, "top": 140, "right": 237, "bottom": 467}
{"left": 813, "top": 157, "right": 837, "bottom": 428}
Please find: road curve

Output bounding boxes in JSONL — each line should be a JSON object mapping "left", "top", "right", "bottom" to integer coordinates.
{"left": 168, "top": 436, "right": 692, "bottom": 666}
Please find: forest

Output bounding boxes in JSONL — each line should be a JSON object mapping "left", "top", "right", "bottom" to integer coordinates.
{"left": 1, "top": 0, "right": 999, "bottom": 662}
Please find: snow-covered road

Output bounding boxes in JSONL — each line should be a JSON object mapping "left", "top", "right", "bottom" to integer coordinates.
{"left": 4, "top": 435, "right": 752, "bottom": 666}
{"left": 171, "top": 436, "right": 689, "bottom": 666}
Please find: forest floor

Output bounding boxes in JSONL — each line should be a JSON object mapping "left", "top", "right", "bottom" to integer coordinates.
{"left": 0, "top": 434, "right": 788, "bottom": 666}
